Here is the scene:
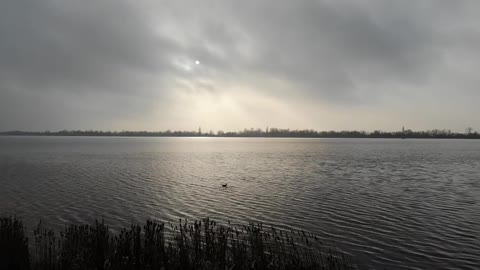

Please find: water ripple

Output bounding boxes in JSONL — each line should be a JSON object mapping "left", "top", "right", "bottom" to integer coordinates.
{"left": 1, "top": 137, "right": 479, "bottom": 269}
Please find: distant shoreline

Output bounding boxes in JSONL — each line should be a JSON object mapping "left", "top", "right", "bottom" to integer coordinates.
{"left": 1, "top": 129, "right": 479, "bottom": 139}
{"left": 1, "top": 135, "right": 480, "bottom": 139}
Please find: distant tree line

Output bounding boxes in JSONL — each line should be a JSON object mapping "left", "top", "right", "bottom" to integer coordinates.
{"left": 1, "top": 127, "right": 479, "bottom": 138}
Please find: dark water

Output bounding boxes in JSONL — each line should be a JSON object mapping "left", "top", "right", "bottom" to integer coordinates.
{"left": 1, "top": 136, "right": 479, "bottom": 269}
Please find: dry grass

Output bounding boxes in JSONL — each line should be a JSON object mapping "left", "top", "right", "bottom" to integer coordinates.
{"left": 1, "top": 216, "right": 355, "bottom": 270}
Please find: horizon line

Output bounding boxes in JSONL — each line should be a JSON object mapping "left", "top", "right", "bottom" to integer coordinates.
{"left": 0, "top": 126, "right": 477, "bottom": 133}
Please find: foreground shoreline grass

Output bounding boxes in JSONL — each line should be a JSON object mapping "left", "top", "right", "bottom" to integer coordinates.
{"left": 1, "top": 216, "right": 355, "bottom": 270}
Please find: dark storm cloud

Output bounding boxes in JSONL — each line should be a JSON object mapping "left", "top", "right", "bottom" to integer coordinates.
{"left": 0, "top": 0, "right": 173, "bottom": 92}
{"left": 225, "top": 1, "right": 442, "bottom": 101}
{"left": 156, "top": 0, "right": 480, "bottom": 102}
{"left": 0, "top": 0, "right": 184, "bottom": 129}
{"left": 1, "top": 0, "right": 479, "bottom": 130}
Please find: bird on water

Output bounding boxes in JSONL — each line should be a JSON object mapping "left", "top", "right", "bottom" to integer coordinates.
{"left": 222, "top": 184, "right": 228, "bottom": 188}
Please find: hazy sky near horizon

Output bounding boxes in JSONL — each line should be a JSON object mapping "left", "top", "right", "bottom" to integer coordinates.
{"left": 1, "top": 0, "right": 479, "bottom": 132}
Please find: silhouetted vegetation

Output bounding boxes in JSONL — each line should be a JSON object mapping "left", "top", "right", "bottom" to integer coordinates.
{"left": 1, "top": 216, "right": 355, "bottom": 270}
{"left": 1, "top": 127, "right": 479, "bottom": 138}
{"left": 0, "top": 216, "right": 30, "bottom": 270}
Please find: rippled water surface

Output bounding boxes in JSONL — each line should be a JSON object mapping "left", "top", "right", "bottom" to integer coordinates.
{"left": 1, "top": 136, "right": 479, "bottom": 269}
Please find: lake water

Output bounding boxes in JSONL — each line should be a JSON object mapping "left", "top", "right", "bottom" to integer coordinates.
{"left": 0, "top": 136, "right": 479, "bottom": 269}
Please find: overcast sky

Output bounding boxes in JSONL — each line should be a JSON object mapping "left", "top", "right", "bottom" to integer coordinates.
{"left": 1, "top": 0, "right": 479, "bottom": 132}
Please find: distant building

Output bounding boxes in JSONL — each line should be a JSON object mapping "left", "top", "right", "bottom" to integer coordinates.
{"left": 198, "top": 126, "right": 202, "bottom": 135}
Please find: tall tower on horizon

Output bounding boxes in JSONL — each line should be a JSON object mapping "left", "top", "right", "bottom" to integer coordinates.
{"left": 198, "top": 126, "right": 202, "bottom": 135}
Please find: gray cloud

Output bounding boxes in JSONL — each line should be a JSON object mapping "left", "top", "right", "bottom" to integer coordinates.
{"left": 0, "top": 0, "right": 173, "bottom": 92}
{"left": 1, "top": 0, "right": 479, "bottom": 131}
{"left": 226, "top": 1, "right": 444, "bottom": 100}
